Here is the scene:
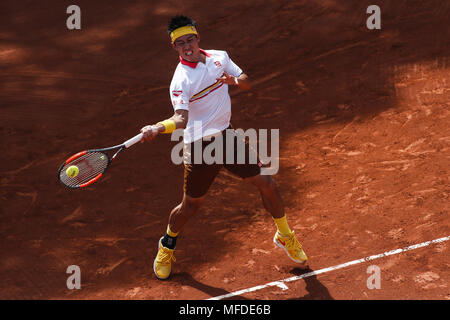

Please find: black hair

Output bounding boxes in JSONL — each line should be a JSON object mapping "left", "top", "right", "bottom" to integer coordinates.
{"left": 167, "top": 15, "right": 197, "bottom": 35}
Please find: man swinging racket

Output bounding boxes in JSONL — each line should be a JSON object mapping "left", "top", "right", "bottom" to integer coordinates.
{"left": 140, "top": 15, "right": 308, "bottom": 280}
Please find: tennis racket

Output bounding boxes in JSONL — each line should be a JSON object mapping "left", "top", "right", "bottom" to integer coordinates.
{"left": 58, "top": 133, "right": 144, "bottom": 189}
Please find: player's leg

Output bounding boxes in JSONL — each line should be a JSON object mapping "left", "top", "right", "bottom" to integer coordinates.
{"left": 246, "top": 174, "right": 308, "bottom": 265}
{"left": 223, "top": 128, "right": 307, "bottom": 265}
{"left": 245, "top": 174, "right": 284, "bottom": 219}
{"left": 167, "top": 193, "right": 206, "bottom": 241}
{"left": 154, "top": 138, "right": 222, "bottom": 280}
{"left": 153, "top": 193, "right": 206, "bottom": 280}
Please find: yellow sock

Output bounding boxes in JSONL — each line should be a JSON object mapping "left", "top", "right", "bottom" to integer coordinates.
{"left": 273, "top": 215, "right": 292, "bottom": 237}
{"left": 167, "top": 225, "right": 179, "bottom": 237}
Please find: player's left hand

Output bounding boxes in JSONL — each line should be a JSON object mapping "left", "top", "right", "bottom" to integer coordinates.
{"left": 216, "top": 72, "right": 238, "bottom": 85}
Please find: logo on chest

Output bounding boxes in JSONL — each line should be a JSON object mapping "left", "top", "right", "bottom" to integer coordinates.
{"left": 214, "top": 61, "right": 222, "bottom": 68}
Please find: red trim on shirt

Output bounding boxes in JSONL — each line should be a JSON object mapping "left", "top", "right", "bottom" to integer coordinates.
{"left": 200, "top": 49, "right": 211, "bottom": 57}
{"left": 179, "top": 57, "right": 198, "bottom": 68}
{"left": 179, "top": 49, "right": 211, "bottom": 68}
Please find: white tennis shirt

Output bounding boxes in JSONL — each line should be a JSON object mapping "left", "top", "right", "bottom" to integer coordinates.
{"left": 169, "top": 49, "right": 243, "bottom": 143}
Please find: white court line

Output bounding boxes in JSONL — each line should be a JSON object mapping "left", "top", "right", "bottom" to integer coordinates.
{"left": 207, "top": 235, "right": 450, "bottom": 300}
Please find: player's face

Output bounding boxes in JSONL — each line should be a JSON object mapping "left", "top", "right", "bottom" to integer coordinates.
{"left": 172, "top": 34, "right": 200, "bottom": 61}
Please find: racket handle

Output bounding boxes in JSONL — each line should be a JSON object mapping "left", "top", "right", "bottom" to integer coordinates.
{"left": 123, "top": 133, "right": 143, "bottom": 148}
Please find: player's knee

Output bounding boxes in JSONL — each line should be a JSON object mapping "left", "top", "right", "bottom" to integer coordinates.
{"left": 183, "top": 195, "right": 205, "bottom": 214}
{"left": 250, "top": 174, "right": 277, "bottom": 193}
{"left": 263, "top": 176, "right": 278, "bottom": 193}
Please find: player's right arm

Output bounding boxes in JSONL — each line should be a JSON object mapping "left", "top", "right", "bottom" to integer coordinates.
{"left": 141, "top": 73, "right": 190, "bottom": 142}
{"left": 140, "top": 109, "right": 188, "bottom": 142}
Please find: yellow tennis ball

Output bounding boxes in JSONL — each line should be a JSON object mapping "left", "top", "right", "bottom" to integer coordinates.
{"left": 66, "top": 165, "right": 79, "bottom": 178}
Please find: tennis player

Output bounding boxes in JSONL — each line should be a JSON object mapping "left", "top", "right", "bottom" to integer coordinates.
{"left": 140, "top": 15, "right": 308, "bottom": 280}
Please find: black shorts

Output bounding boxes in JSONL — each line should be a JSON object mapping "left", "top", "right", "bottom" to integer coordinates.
{"left": 183, "top": 126, "right": 261, "bottom": 198}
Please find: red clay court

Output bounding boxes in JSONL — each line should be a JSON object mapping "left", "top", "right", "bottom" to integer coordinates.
{"left": 1, "top": 0, "right": 449, "bottom": 300}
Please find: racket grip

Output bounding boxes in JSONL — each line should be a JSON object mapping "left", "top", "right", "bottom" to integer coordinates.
{"left": 124, "top": 133, "right": 143, "bottom": 148}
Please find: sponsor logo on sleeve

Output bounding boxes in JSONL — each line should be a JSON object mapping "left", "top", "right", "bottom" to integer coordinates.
{"left": 172, "top": 90, "right": 183, "bottom": 97}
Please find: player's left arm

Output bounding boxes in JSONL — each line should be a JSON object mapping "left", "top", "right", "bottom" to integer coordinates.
{"left": 216, "top": 51, "right": 251, "bottom": 91}
{"left": 217, "top": 72, "right": 251, "bottom": 91}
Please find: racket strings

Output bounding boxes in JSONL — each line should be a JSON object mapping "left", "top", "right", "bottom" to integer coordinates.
{"left": 60, "top": 152, "right": 109, "bottom": 187}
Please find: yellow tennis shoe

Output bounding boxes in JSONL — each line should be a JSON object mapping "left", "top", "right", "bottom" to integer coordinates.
{"left": 273, "top": 231, "right": 308, "bottom": 265}
{"left": 153, "top": 237, "right": 176, "bottom": 280}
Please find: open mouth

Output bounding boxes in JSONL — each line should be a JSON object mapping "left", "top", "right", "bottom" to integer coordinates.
{"left": 184, "top": 50, "right": 193, "bottom": 56}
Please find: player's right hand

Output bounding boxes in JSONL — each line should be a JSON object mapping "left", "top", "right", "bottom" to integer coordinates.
{"left": 140, "top": 125, "right": 158, "bottom": 142}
